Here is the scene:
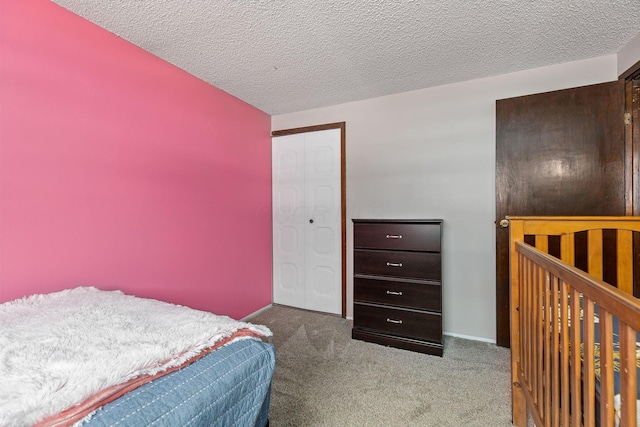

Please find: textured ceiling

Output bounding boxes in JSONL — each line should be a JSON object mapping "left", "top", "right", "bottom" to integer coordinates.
{"left": 52, "top": 0, "right": 640, "bottom": 115}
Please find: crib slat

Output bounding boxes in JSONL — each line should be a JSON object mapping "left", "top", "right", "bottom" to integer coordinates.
{"left": 561, "top": 233, "right": 575, "bottom": 266}
{"left": 530, "top": 258, "right": 536, "bottom": 406}
{"left": 523, "top": 256, "right": 531, "bottom": 402}
{"left": 550, "top": 274, "right": 560, "bottom": 427}
{"left": 531, "top": 258, "right": 537, "bottom": 404}
{"left": 559, "top": 235, "right": 576, "bottom": 427}
{"left": 535, "top": 235, "right": 549, "bottom": 253}
{"left": 570, "top": 288, "right": 582, "bottom": 427}
{"left": 619, "top": 323, "right": 638, "bottom": 427}
{"left": 560, "top": 280, "right": 570, "bottom": 427}
{"left": 537, "top": 265, "right": 544, "bottom": 411}
{"left": 583, "top": 297, "right": 596, "bottom": 427}
{"left": 616, "top": 229, "right": 633, "bottom": 294}
{"left": 528, "top": 256, "right": 536, "bottom": 406}
{"left": 523, "top": 256, "right": 533, "bottom": 402}
{"left": 599, "top": 309, "right": 614, "bottom": 427}
{"left": 587, "top": 229, "right": 603, "bottom": 279}
{"left": 520, "top": 254, "right": 527, "bottom": 398}
{"left": 544, "top": 273, "right": 552, "bottom": 424}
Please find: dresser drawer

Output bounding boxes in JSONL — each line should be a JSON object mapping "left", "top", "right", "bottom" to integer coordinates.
{"left": 353, "top": 222, "right": 441, "bottom": 251}
{"left": 354, "top": 277, "right": 441, "bottom": 312}
{"left": 354, "top": 249, "right": 441, "bottom": 281}
{"left": 353, "top": 303, "right": 442, "bottom": 342}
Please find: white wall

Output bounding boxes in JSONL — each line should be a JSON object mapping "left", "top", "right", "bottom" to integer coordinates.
{"left": 618, "top": 31, "right": 640, "bottom": 75}
{"left": 272, "top": 55, "right": 618, "bottom": 343}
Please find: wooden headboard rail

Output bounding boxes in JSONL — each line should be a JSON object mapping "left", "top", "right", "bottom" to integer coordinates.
{"left": 508, "top": 216, "right": 640, "bottom": 295}
{"left": 508, "top": 216, "right": 640, "bottom": 427}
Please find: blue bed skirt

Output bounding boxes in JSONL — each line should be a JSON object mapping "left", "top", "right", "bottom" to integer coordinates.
{"left": 81, "top": 338, "right": 275, "bottom": 427}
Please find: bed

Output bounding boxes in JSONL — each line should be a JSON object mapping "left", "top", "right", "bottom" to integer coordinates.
{"left": 508, "top": 216, "right": 640, "bottom": 427}
{"left": 0, "top": 287, "right": 276, "bottom": 427}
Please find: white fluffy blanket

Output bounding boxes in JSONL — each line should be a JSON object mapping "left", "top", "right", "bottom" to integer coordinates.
{"left": 0, "top": 287, "right": 271, "bottom": 427}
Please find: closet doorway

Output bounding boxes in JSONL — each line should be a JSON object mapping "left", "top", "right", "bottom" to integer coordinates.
{"left": 272, "top": 123, "right": 346, "bottom": 316}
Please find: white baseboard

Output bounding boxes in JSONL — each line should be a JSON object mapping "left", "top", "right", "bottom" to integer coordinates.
{"left": 241, "top": 304, "right": 273, "bottom": 321}
{"left": 444, "top": 331, "right": 496, "bottom": 344}
{"left": 248, "top": 305, "right": 496, "bottom": 344}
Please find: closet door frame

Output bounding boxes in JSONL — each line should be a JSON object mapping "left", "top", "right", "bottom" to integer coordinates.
{"left": 272, "top": 122, "right": 347, "bottom": 318}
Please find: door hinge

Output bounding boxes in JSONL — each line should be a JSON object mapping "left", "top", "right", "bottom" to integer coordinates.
{"left": 624, "top": 112, "right": 631, "bottom": 125}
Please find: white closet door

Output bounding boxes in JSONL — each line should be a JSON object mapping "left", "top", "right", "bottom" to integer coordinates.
{"left": 272, "top": 129, "right": 341, "bottom": 314}
{"left": 303, "top": 129, "right": 341, "bottom": 314}
{"left": 272, "top": 133, "right": 306, "bottom": 309}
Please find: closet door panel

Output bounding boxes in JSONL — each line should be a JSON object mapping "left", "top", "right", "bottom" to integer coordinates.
{"left": 272, "top": 134, "right": 306, "bottom": 309}
{"left": 304, "top": 129, "right": 341, "bottom": 314}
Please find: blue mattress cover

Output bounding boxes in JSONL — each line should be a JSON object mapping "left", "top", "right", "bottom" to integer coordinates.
{"left": 80, "top": 338, "right": 275, "bottom": 427}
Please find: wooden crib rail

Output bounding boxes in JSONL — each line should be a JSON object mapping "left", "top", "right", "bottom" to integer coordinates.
{"left": 508, "top": 216, "right": 640, "bottom": 427}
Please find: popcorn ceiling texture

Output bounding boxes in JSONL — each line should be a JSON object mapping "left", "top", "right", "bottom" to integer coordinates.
{"left": 52, "top": 0, "right": 640, "bottom": 115}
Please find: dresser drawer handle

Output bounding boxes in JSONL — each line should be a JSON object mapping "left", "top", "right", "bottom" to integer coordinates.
{"left": 386, "top": 234, "right": 403, "bottom": 239}
{"left": 386, "top": 262, "right": 403, "bottom": 267}
{"left": 386, "top": 291, "right": 403, "bottom": 296}
{"left": 386, "top": 318, "right": 403, "bottom": 324}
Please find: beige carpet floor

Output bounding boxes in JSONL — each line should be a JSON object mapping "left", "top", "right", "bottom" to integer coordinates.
{"left": 249, "top": 305, "right": 514, "bottom": 427}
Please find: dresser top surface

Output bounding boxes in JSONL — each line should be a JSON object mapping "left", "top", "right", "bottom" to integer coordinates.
{"left": 352, "top": 219, "right": 443, "bottom": 224}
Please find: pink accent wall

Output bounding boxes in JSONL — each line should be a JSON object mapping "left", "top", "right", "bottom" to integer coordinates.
{"left": 0, "top": 1, "right": 273, "bottom": 318}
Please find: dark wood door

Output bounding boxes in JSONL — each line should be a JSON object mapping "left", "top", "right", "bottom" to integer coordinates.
{"left": 495, "top": 80, "right": 626, "bottom": 347}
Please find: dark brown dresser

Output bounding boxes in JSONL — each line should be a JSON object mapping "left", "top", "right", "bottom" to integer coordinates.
{"left": 352, "top": 219, "right": 443, "bottom": 356}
